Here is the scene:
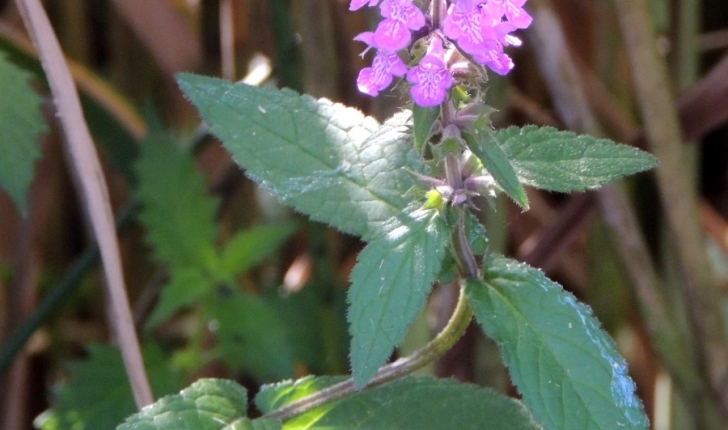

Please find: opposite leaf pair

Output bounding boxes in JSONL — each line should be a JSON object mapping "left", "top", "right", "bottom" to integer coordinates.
{"left": 176, "top": 73, "right": 655, "bottom": 429}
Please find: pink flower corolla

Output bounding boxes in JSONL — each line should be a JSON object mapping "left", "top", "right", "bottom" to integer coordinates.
{"left": 354, "top": 32, "right": 408, "bottom": 96}
{"left": 443, "top": 0, "right": 527, "bottom": 75}
{"left": 349, "top": 0, "right": 381, "bottom": 11}
{"left": 374, "top": 0, "right": 426, "bottom": 51}
{"left": 486, "top": 0, "right": 532, "bottom": 29}
{"left": 406, "top": 37, "right": 453, "bottom": 107}
{"left": 473, "top": 40, "right": 514, "bottom": 75}
{"left": 442, "top": 2, "right": 489, "bottom": 55}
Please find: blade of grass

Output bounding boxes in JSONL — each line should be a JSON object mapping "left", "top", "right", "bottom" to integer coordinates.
{"left": 613, "top": 0, "right": 728, "bottom": 419}
{"left": 13, "top": 0, "right": 153, "bottom": 408}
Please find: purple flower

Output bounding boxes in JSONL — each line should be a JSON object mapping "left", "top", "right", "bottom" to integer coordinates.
{"left": 473, "top": 40, "right": 514, "bottom": 75}
{"left": 354, "top": 32, "right": 408, "bottom": 96}
{"left": 442, "top": 3, "right": 489, "bottom": 55}
{"left": 486, "top": 0, "right": 533, "bottom": 29}
{"left": 374, "top": 0, "right": 426, "bottom": 51}
{"left": 349, "top": 0, "right": 381, "bottom": 11}
{"left": 406, "top": 37, "right": 453, "bottom": 107}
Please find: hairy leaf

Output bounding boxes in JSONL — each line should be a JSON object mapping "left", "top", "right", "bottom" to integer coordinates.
{"left": 36, "top": 344, "right": 182, "bottom": 430}
{"left": 0, "top": 51, "right": 46, "bottom": 215}
{"left": 493, "top": 126, "right": 657, "bottom": 192}
{"left": 207, "top": 288, "right": 294, "bottom": 382}
{"left": 464, "top": 131, "right": 529, "bottom": 209}
{"left": 116, "top": 379, "right": 253, "bottom": 430}
{"left": 467, "top": 254, "right": 648, "bottom": 430}
{"left": 177, "top": 74, "right": 423, "bottom": 241}
{"left": 348, "top": 209, "right": 447, "bottom": 386}
{"left": 256, "top": 376, "right": 541, "bottom": 430}
{"left": 135, "top": 133, "right": 219, "bottom": 268}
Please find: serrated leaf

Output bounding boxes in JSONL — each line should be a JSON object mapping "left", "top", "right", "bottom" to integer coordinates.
{"left": 207, "top": 288, "right": 294, "bottom": 381}
{"left": 135, "top": 132, "right": 219, "bottom": 268}
{"left": 466, "top": 254, "right": 648, "bottom": 430}
{"left": 116, "top": 379, "right": 248, "bottom": 430}
{"left": 220, "top": 222, "right": 298, "bottom": 277}
{"left": 36, "top": 344, "right": 182, "bottom": 430}
{"left": 0, "top": 51, "right": 46, "bottom": 216}
{"left": 348, "top": 209, "right": 448, "bottom": 387}
{"left": 463, "top": 131, "right": 529, "bottom": 209}
{"left": 257, "top": 376, "right": 540, "bottom": 430}
{"left": 412, "top": 104, "right": 439, "bottom": 152}
{"left": 145, "top": 267, "right": 212, "bottom": 330}
{"left": 177, "top": 74, "right": 423, "bottom": 241}
{"left": 494, "top": 126, "right": 657, "bottom": 192}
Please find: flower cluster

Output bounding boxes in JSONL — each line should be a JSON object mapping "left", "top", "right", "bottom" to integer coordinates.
{"left": 351, "top": 0, "right": 531, "bottom": 107}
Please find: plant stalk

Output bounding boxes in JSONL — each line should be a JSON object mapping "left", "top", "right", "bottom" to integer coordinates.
{"left": 13, "top": 0, "right": 153, "bottom": 408}
{"left": 263, "top": 281, "right": 473, "bottom": 422}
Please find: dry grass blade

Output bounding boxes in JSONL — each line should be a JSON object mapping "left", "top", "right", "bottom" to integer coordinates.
{"left": 613, "top": 0, "right": 728, "bottom": 420}
{"left": 12, "top": 0, "right": 153, "bottom": 409}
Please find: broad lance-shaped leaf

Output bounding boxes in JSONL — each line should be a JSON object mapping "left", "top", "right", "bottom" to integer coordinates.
{"left": 348, "top": 208, "right": 447, "bottom": 387}
{"left": 493, "top": 126, "right": 657, "bottom": 192}
{"left": 256, "top": 376, "right": 541, "bottom": 430}
{"left": 178, "top": 74, "right": 424, "bottom": 241}
{"left": 0, "top": 51, "right": 46, "bottom": 216}
{"left": 466, "top": 254, "right": 648, "bottom": 430}
{"left": 463, "top": 131, "right": 529, "bottom": 210}
{"left": 116, "top": 378, "right": 281, "bottom": 430}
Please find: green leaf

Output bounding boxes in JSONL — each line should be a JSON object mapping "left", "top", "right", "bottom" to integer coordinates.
{"left": 177, "top": 74, "right": 423, "bottom": 241}
{"left": 145, "top": 267, "right": 212, "bottom": 330}
{"left": 264, "top": 285, "right": 349, "bottom": 375}
{"left": 207, "top": 288, "right": 294, "bottom": 381}
{"left": 255, "top": 375, "right": 345, "bottom": 414}
{"left": 135, "top": 132, "right": 219, "bottom": 268}
{"left": 494, "top": 125, "right": 658, "bottom": 192}
{"left": 412, "top": 104, "right": 439, "bottom": 152}
{"left": 466, "top": 254, "right": 649, "bottom": 430}
{"left": 257, "top": 376, "right": 541, "bottom": 430}
{"left": 463, "top": 131, "right": 529, "bottom": 210}
{"left": 0, "top": 51, "right": 46, "bottom": 216}
{"left": 348, "top": 209, "right": 448, "bottom": 387}
{"left": 36, "top": 344, "right": 182, "bottom": 430}
{"left": 116, "top": 379, "right": 249, "bottom": 430}
{"left": 220, "top": 222, "right": 298, "bottom": 277}
{"left": 223, "top": 418, "right": 282, "bottom": 430}
{"left": 0, "top": 35, "right": 142, "bottom": 185}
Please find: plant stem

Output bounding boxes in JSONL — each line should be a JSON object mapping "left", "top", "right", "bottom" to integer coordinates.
{"left": 13, "top": 0, "right": 153, "bottom": 408}
{"left": 263, "top": 282, "right": 473, "bottom": 422}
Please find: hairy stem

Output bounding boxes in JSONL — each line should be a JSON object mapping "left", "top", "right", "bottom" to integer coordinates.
{"left": 263, "top": 282, "right": 473, "bottom": 422}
